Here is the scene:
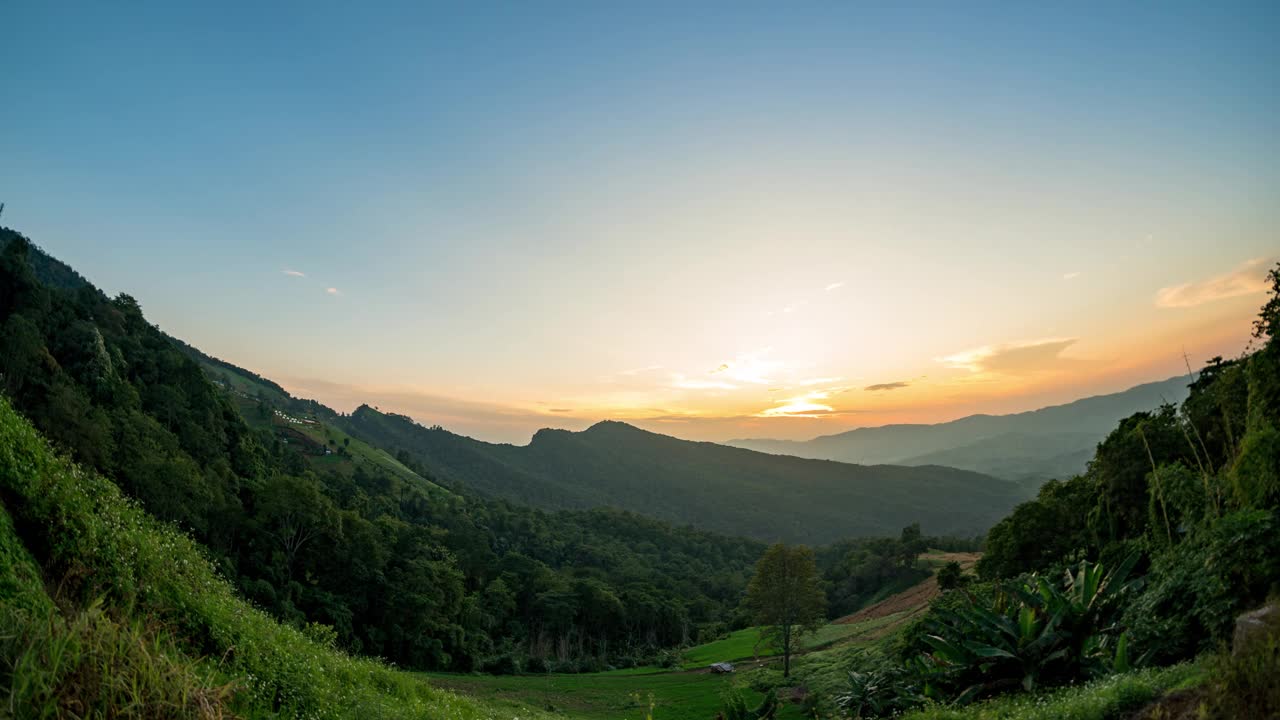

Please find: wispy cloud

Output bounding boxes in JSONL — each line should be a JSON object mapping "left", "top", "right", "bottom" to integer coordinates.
{"left": 1155, "top": 258, "right": 1272, "bottom": 309}
{"left": 282, "top": 269, "right": 306, "bottom": 278}
{"left": 865, "top": 381, "right": 909, "bottom": 391}
{"left": 325, "top": 287, "right": 340, "bottom": 296}
{"left": 939, "top": 338, "right": 1078, "bottom": 375}
{"left": 1063, "top": 272, "right": 1081, "bottom": 280}
{"left": 825, "top": 282, "right": 844, "bottom": 292}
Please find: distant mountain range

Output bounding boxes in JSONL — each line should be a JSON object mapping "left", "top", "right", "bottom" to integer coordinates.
{"left": 342, "top": 407, "right": 1027, "bottom": 544}
{"left": 727, "top": 377, "right": 1191, "bottom": 486}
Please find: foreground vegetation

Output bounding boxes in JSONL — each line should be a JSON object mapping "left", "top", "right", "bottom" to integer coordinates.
{"left": 821, "top": 264, "right": 1280, "bottom": 717}
{"left": 0, "top": 394, "right": 554, "bottom": 718}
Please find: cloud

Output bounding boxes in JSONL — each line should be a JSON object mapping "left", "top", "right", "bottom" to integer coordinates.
{"left": 939, "top": 338, "right": 1078, "bottom": 375}
{"left": 754, "top": 389, "right": 844, "bottom": 418}
{"left": 825, "top": 282, "right": 844, "bottom": 292}
{"left": 547, "top": 408, "right": 573, "bottom": 413}
{"left": 865, "top": 381, "right": 909, "bottom": 391}
{"left": 325, "top": 287, "right": 340, "bottom": 295}
{"left": 1155, "top": 258, "right": 1272, "bottom": 309}
{"left": 1063, "top": 272, "right": 1081, "bottom": 280}
{"left": 282, "top": 269, "right": 306, "bottom": 277}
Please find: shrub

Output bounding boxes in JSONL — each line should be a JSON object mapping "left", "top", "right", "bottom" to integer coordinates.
{"left": 523, "top": 655, "right": 549, "bottom": 674}
{"left": 1202, "top": 606, "right": 1280, "bottom": 719}
{"left": 890, "top": 557, "right": 1138, "bottom": 710}
{"left": 896, "top": 663, "right": 1199, "bottom": 720}
{"left": 1124, "top": 510, "right": 1280, "bottom": 664}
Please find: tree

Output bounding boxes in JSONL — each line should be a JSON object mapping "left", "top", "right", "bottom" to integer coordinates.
{"left": 936, "top": 561, "right": 964, "bottom": 590}
{"left": 898, "top": 522, "right": 926, "bottom": 567}
{"left": 744, "top": 543, "right": 826, "bottom": 677}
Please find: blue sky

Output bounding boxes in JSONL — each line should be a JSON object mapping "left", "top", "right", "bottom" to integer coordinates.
{"left": 3, "top": 2, "right": 1278, "bottom": 442}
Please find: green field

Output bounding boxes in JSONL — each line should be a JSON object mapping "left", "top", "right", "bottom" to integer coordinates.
{"left": 682, "top": 614, "right": 906, "bottom": 669}
{"left": 423, "top": 669, "right": 806, "bottom": 720}
{"left": 423, "top": 615, "right": 906, "bottom": 719}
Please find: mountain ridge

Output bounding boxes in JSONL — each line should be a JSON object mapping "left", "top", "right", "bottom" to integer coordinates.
{"left": 343, "top": 403, "right": 1026, "bottom": 544}
{"left": 725, "top": 376, "right": 1192, "bottom": 483}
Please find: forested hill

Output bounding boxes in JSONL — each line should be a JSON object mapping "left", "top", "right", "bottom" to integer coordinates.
{"left": 728, "top": 376, "right": 1191, "bottom": 485}
{"left": 342, "top": 407, "right": 1026, "bottom": 543}
{"left": 0, "top": 227, "right": 768, "bottom": 673}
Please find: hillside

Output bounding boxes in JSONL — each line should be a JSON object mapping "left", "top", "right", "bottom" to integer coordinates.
{"left": 0, "top": 394, "right": 553, "bottom": 719}
{"left": 342, "top": 408, "right": 1026, "bottom": 543}
{"left": 728, "top": 377, "right": 1192, "bottom": 484}
{"left": 0, "top": 228, "right": 767, "bottom": 674}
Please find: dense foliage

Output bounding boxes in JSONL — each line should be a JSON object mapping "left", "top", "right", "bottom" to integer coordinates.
{"left": 341, "top": 405, "right": 1025, "bottom": 544}
{"left": 814, "top": 524, "right": 971, "bottom": 618}
{"left": 842, "top": 264, "right": 1280, "bottom": 715}
{"left": 0, "top": 229, "right": 764, "bottom": 672}
{"left": 0, "top": 394, "right": 555, "bottom": 719}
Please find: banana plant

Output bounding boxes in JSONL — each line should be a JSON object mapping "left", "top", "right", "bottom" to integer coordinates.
{"left": 914, "top": 553, "right": 1140, "bottom": 705}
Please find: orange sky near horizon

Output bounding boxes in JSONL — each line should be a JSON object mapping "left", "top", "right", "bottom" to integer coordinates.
{"left": 274, "top": 266, "right": 1270, "bottom": 444}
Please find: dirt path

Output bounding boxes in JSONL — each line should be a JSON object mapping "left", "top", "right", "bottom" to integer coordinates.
{"left": 833, "top": 552, "right": 980, "bottom": 626}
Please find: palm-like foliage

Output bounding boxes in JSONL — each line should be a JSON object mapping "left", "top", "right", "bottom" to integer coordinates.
{"left": 915, "top": 555, "right": 1139, "bottom": 705}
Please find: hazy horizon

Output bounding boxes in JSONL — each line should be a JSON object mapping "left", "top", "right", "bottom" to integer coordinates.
{"left": 4, "top": 2, "right": 1277, "bottom": 444}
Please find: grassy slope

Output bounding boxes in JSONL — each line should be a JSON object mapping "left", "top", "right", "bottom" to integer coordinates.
{"left": 681, "top": 615, "right": 904, "bottom": 669}
{"left": 898, "top": 663, "right": 1202, "bottom": 720}
{"left": 0, "top": 395, "right": 545, "bottom": 720}
{"left": 225, "top": 389, "right": 450, "bottom": 495}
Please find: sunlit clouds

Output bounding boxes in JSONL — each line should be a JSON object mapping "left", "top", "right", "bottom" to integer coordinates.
{"left": 325, "top": 287, "right": 340, "bottom": 296}
{"left": 938, "top": 339, "right": 1079, "bottom": 376}
{"left": 1156, "top": 259, "right": 1272, "bottom": 309}
{"left": 282, "top": 269, "right": 306, "bottom": 278}
{"left": 756, "top": 390, "right": 838, "bottom": 418}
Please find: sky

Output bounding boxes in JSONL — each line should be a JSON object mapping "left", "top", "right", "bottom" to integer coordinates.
{"left": 3, "top": 2, "right": 1278, "bottom": 443}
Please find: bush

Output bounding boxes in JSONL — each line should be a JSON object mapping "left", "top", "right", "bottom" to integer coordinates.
{"left": 1124, "top": 510, "right": 1280, "bottom": 664}
{"left": 882, "top": 557, "right": 1139, "bottom": 712}
{"left": 480, "top": 652, "right": 522, "bottom": 675}
{"left": 523, "top": 655, "right": 549, "bottom": 674}
{"left": 896, "top": 663, "right": 1200, "bottom": 720}
{"left": 1201, "top": 606, "right": 1280, "bottom": 719}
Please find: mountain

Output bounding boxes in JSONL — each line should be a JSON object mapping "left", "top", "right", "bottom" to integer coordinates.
{"left": 727, "top": 377, "right": 1192, "bottom": 484}
{"left": 342, "top": 408, "right": 1027, "bottom": 544}
{"left": 0, "top": 227, "right": 770, "bottom": 672}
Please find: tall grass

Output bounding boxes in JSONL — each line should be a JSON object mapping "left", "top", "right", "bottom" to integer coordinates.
{"left": 0, "top": 396, "right": 549, "bottom": 719}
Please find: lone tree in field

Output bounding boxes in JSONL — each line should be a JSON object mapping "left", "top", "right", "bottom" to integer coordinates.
{"left": 745, "top": 543, "right": 827, "bottom": 677}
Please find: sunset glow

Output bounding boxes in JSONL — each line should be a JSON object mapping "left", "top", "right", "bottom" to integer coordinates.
{"left": 4, "top": 3, "right": 1276, "bottom": 443}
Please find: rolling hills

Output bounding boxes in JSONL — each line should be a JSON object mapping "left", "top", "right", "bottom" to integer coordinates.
{"left": 341, "top": 407, "right": 1027, "bottom": 544}
{"left": 728, "top": 377, "right": 1192, "bottom": 485}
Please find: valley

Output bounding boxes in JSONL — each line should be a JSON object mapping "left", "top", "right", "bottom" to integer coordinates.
{"left": 1, "top": 228, "right": 1277, "bottom": 719}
